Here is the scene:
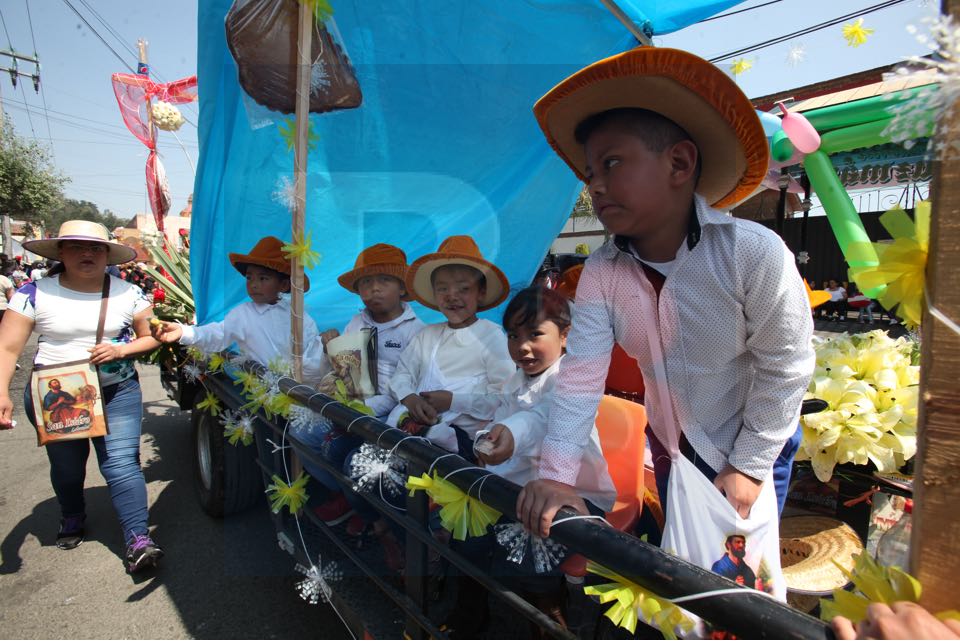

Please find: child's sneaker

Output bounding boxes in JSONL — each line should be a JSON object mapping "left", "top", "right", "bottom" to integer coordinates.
{"left": 56, "top": 514, "right": 86, "bottom": 550}
{"left": 126, "top": 533, "right": 163, "bottom": 572}
{"left": 312, "top": 492, "right": 355, "bottom": 526}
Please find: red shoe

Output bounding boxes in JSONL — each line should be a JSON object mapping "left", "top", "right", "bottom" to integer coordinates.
{"left": 312, "top": 492, "right": 355, "bottom": 526}
{"left": 345, "top": 514, "right": 367, "bottom": 537}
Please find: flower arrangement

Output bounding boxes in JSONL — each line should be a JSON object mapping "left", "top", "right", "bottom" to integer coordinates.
{"left": 151, "top": 101, "right": 185, "bottom": 131}
{"left": 797, "top": 330, "right": 919, "bottom": 483}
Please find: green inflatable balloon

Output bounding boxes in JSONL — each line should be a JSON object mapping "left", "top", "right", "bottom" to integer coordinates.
{"left": 770, "top": 129, "right": 794, "bottom": 163}
{"left": 803, "top": 150, "right": 883, "bottom": 297}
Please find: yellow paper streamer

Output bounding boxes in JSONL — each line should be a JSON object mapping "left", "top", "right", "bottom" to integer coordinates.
{"left": 820, "top": 551, "right": 924, "bottom": 624}
{"left": 197, "top": 390, "right": 222, "bottom": 417}
{"left": 266, "top": 472, "right": 311, "bottom": 514}
{"left": 405, "top": 472, "right": 501, "bottom": 541}
{"left": 282, "top": 231, "right": 323, "bottom": 271}
{"left": 842, "top": 18, "right": 874, "bottom": 47}
{"left": 848, "top": 202, "right": 930, "bottom": 329}
{"left": 584, "top": 562, "right": 694, "bottom": 639}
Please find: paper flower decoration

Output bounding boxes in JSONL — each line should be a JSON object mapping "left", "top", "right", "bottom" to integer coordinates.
{"left": 797, "top": 331, "right": 919, "bottom": 482}
{"left": 183, "top": 362, "right": 203, "bottom": 384}
{"left": 272, "top": 175, "right": 297, "bottom": 211}
{"left": 585, "top": 562, "right": 694, "bottom": 639}
{"left": 843, "top": 18, "right": 875, "bottom": 48}
{"left": 282, "top": 231, "right": 322, "bottom": 270}
{"left": 406, "top": 472, "right": 501, "bottom": 541}
{"left": 197, "top": 391, "right": 222, "bottom": 417}
{"left": 848, "top": 202, "right": 930, "bottom": 329}
{"left": 233, "top": 370, "right": 261, "bottom": 396}
{"left": 494, "top": 522, "right": 566, "bottom": 574}
{"left": 288, "top": 404, "right": 332, "bottom": 436}
{"left": 786, "top": 43, "right": 807, "bottom": 67}
{"left": 730, "top": 58, "right": 753, "bottom": 77}
{"left": 333, "top": 379, "right": 374, "bottom": 416}
{"left": 278, "top": 117, "right": 320, "bottom": 153}
{"left": 223, "top": 409, "right": 256, "bottom": 446}
{"left": 349, "top": 443, "right": 406, "bottom": 495}
{"left": 186, "top": 347, "right": 207, "bottom": 366}
{"left": 266, "top": 472, "right": 310, "bottom": 514}
{"left": 151, "top": 101, "right": 185, "bottom": 132}
{"left": 295, "top": 557, "right": 342, "bottom": 605}
{"left": 207, "top": 353, "right": 227, "bottom": 374}
{"left": 797, "top": 250, "right": 810, "bottom": 265}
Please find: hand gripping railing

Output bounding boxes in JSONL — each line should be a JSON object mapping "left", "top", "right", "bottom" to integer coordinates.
{"left": 239, "top": 363, "right": 834, "bottom": 639}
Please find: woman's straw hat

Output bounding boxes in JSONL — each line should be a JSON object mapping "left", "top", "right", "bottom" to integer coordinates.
{"left": 22, "top": 220, "right": 137, "bottom": 265}
{"left": 779, "top": 516, "right": 863, "bottom": 597}
{"left": 337, "top": 243, "right": 412, "bottom": 300}
{"left": 228, "top": 236, "right": 310, "bottom": 292}
{"left": 533, "top": 47, "right": 769, "bottom": 209}
{"left": 406, "top": 236, "right": 509, "bottom": 311}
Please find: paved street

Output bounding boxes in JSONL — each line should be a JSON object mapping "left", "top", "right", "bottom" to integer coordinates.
{"left": 0, "top": 340, "right": 347, "bottom": 639}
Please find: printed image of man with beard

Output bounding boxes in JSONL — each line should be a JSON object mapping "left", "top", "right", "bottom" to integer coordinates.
{"left": 711, "top": 534, "right": 757, "bottom": 587}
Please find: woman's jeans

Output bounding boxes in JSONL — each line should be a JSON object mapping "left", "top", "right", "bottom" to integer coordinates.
{"left": 25, "top": 376, "right": 149, "bottom": 543}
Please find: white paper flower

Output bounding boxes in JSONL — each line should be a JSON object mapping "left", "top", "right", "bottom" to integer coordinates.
{"left": 294, "top": 557, "right": 342, "bottom": 605}
{"left": 494, "top": 522, "right": 566, "bottom": 574}
{"left": 786, "top": 43, "right": 807, "bottom": 67}
{"left": 288, "top": 404, "right": 332, "bottom": 435}
{"left": 272, "top": 175, "right": 297, "bottom": 211}
{"left": 348, "top": 443, "right": 406, "bottom": 495}
{"left": 223, "top": 409, "right": 256, "bottom": 447}
{"left": 183, "top": 362, "right": 203, "bottom": 383}
{"left": 797, "top": 251, "right": 811, "bottom": 265}
{"left": 152, "top": 101, "right": 185, "bottom": 132}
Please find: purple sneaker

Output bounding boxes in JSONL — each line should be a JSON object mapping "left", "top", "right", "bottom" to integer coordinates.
{"left": 125, "top": 533, "right": 163, "bottom": 572}
{"left": 57, "top": 514, "right": 86, "bottom": 550}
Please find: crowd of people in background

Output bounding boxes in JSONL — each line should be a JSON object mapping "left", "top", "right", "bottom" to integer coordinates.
{"left": 815, "top": 277, "right": 899, "bottom": 325}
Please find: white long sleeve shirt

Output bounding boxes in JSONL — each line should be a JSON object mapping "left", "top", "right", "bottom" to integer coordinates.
{"left": 338, "top": 303, "right": 425, "bottom": 417}
{"left": 487, "top": 356, "right": 616, "bottom": 510}
{"left": 180, "top": 294, "right": 325, "bottom": 384}
{"left": 541, "top": 195, "right": 815, "bottom": 485}
{"left": 389, "top": 319, "right": 515, "bottom": 436}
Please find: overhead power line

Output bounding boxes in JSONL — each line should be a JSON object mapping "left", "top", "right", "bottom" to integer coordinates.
{"left": 59, "top": 0, "right": 137, "bottom": 74}
{"left": 23, "top": 0, "right": 55, "bottom": 155}
{"left": 708, "top": 0, "right": 910, "bottom": 62}
{"left": 698, "top": 0, "right": 787, "bottom": 23}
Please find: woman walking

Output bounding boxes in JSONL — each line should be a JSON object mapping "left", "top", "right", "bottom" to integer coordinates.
{"left": 0, "top": 221, "right": 163, "bottom": 572}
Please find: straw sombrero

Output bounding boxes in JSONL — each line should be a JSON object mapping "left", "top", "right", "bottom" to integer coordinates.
{"left": 406, "top": 236, "right": 509, "bottom": 311}
{"left": 22, "top": 220, "right": 137, "bottom": 266}
{"left": 337, "top": 243, "right": 412, "bottom": 300}
{"left": 780, "top": 516, "right": 863, "bottom": 597}
{"left": 533, "top": 47, "right": 769, "bottom": 209}
{"left": 229, "top": 236, "right": 310, "bottom": 292}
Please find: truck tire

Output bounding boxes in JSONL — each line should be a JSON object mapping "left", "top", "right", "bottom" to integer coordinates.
{"left": 193, "top": 401, "right": 263, "bottom": 517}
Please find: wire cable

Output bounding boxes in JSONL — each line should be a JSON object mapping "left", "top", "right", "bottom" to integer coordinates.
{"left": 0, "top": 7, "right": 12, "bottom": 46}
{"left": 59, "top": 0, "right": 137, "bottom": 74}
{"left": 708, "top": 0, "right": 910, "bottom": 62}
{"left": 23, "top": 0, "right": 56, "bottom": 156}
{"left": 698, "top": 0, "right": 786, "bottom": 23}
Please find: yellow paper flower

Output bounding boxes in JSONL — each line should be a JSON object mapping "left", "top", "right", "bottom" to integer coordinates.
{"left": 207, "top": 352, "right": 227, "bottom": 374}
{"left": 278, "top": 118, "right": 320, "bottom": 153}
{"left": 820, "top": 552, "right": 921, "bottom": 624}
{"left": 266, "top": 472, "right": 310, "bottom": 514}
{"left": 333, "top": 379, "right": 374, "bottom": 416}
{"left": 584, "top": 562, "right": 694, "bottom": 639}
{"left": 730, "top": 58, "right": 753, "bottom": 77}
{"left": 197, "top": 391, "right": 222, "bottom": 417}
{"left": 405, "top": 472, "right": 501, "bottom": 541}
{"left": 186, "top": 347, "right": 207, "bottom": 365}
{"left": 848, "top": 202, "right": 930, "bottom": 329}
{"left": 843, "top": 18, "right": 875, "bottom": 47}
{"left": 233, "top": 370, "right": 261, "bottom": 396}
{"left": 263, "top": 391, "right": 295, "bottom": 420}
{"left": 282, "top": 231, "right": 322, "bottom": 271}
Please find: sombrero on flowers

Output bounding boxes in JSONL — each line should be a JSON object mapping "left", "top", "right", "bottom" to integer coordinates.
{"left": 779, "top": 516, "right": 863, "bottom": 596}
{"left": 533, "top": 47, "right": 769, "bottom": 209}
{"left": 23, "top": 220, "right": 137, "bottom": 265}
{"left": 406, "top": 236, "right": 509, "bottom": 311}
{"left": 337, "top": 243, "right": 412, "bottom": 300}
{"left": 229, "top": 236, "right": 310, "bottom": 292}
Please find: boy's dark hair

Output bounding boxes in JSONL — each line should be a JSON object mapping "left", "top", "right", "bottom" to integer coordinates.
{"left": 235, "top": 262, "right": 290, "bottom": 281}
{"left": 503, "top": 285, "right": 571, "bottom": 333}
{"left": 430, "top": 263, "right": 486, "bottom": 291}
{"left": 574, "top": 107, "right": 701, "bottom": 182}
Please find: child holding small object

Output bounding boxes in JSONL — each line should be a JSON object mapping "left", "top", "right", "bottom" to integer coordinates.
{"left": 151, "top": 236, "right": 325, "bottom": 382}
{"left": 307, "top": 244, "right": 424, "bottom": 531}
{"left": 387, "top": 235, "right": 515, "bottom": 461}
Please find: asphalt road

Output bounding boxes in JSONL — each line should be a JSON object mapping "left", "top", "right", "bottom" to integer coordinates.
{"left": 0, "top": 339, "right": 348, "bottom": 639}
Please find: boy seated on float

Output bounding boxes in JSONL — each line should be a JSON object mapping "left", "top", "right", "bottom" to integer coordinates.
{"left": 152, "top": 236, "right": 324, "bottom": 382}
{"left": 518, "top": 48, "right": 814, "bottom": 545}
{"left": 439, "top": 285, "right": 615, "bottom": 637}
{"left": 387, "top": 235, "right": 515, "bottom": 462}
{"left": 305, "top": 244, "right": 425, "bottom": 533}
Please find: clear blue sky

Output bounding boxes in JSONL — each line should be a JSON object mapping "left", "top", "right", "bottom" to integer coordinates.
{"left": 0, "top": 0, "right": 939, "bottom": 220}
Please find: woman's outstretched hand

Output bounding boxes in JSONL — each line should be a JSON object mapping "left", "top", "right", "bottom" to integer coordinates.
{"left": 0, "top": 393, "right": 15, "bottom": 429}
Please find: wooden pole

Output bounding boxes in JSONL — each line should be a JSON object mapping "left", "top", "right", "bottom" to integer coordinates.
{"left": 912, "top": 0, "right": 960, "bottom": 612}
{"left": 291, "top": 3, "right": 312, "bottom": 383}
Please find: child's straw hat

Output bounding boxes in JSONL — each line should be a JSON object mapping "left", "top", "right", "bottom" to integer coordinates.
{"left": 228, "top": 236, "right": 310, "bottom": 292}
{"left": 534, "top": 47, "right": 769, "bottom": 209}
{"left": 23, "top": 220, "right": 137, "bottom": 265}
{"left": 779, "top": 516, "right": 863, "bottom": 597}
{"left": 337, "top": 243, "right": 412, "bottom": 300}
{"left": 406, "top": 236, "right": 509, "bottom": 311}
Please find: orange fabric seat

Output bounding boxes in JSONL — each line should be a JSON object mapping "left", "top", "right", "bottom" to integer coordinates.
{"left": 560, "top": 394, "right": 647, "bottom": 577}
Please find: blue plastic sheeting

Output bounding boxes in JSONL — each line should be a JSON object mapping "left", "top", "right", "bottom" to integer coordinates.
{"left": 193, "top": 1, "right": 745, "bottom": 328}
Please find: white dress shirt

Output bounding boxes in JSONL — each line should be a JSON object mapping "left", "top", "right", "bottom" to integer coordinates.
{"left": 179, "top": 294, "right": 325, "bottom": 384}
{"left": 540, "top": 195, "right": 815, "bottom": 484}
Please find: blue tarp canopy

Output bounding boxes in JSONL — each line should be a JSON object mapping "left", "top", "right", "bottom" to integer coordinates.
{"left": 193, "top": 0, "right": 745, "bottom": 327}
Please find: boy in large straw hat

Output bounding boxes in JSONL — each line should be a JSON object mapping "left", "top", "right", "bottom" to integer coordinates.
{"left": 387, "top": 235, "right": 514, "bottom": 460}
{"left": 307, "top": 244, "right": 425, "bottom": 533}
{"left": 152, "top": 236, "right": 325, "bottom": 382}
{"left": 517, "top": 48, "right": 815, "bottom": 539}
